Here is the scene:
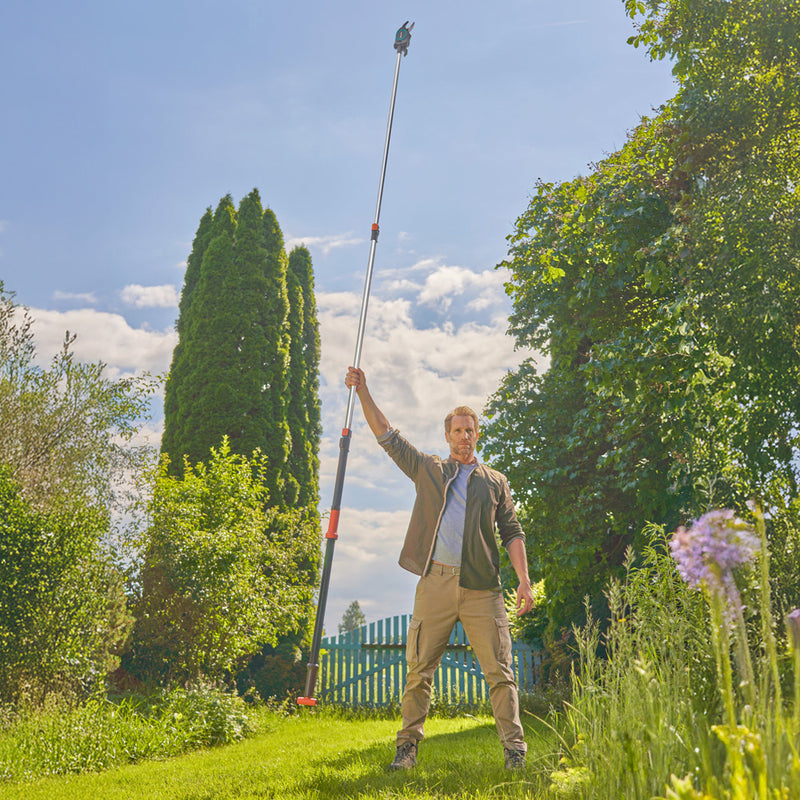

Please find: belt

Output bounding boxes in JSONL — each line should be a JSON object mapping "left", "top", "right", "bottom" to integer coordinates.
{"left": 428, "top": 561, "right": 460, "bottom": 575}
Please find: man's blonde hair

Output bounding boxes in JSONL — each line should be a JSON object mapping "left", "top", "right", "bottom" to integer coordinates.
{"left": 444, "top": 406, "right": 479, "bottom": 434}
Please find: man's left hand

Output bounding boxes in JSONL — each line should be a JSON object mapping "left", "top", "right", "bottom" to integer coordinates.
{"left": 515, "top": 583, "right": 535, "bottom": 616}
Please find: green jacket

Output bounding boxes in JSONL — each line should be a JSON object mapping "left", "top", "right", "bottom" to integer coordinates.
{"left": 379, "top": 429, "right": 525, "bottom": 591}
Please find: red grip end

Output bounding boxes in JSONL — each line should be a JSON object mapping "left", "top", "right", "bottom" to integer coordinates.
{"left": 297, "top": 696, "right": 317, "bottom": 706}
{"left": 326, "top": 508, "right": 340, "bottom": 539}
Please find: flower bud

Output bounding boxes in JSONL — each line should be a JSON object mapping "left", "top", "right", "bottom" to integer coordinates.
{"left": 786, "top": 608, "right": 800, "bottom": 650}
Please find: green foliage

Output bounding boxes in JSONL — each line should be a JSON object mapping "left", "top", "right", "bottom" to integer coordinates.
{"left": 163, "top": 195, "right": 322, "bottom": 514}
{"left": 554, "top": 511, "right": 800, "bottom": 799}
{"left": 552, "top": 535, "right": 718, "bottom": 799}
{"left": 163, "top": 191, "right": 307, "bottom": 507}
{"left": 286, "top": 245, "right": 321, "bottom": 512}
{"left": 484, "top": 0, "right": 800, "bottom": 638}
{"left": 0, "top": 685, "right": 252, "bottom": 782}
{"left": 767, "top": 492, "right": 800, "bottom": 618}
{"left": 0, "top": 469, "right": 133, "bottom": 702}
{"left": 128, "top": 441, "right": 319, "bottom": 685}
{"left": 0, "top": 283, "right": 155, "bottom": 513}
{"left": 236, "top": 648, "right": 307, "bottom": 702}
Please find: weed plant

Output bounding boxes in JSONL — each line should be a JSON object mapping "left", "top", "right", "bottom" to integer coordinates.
{"left": 0, "top": 683, "right": 252, "bottom": 782}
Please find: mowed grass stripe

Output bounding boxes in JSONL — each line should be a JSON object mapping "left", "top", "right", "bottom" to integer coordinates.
{"left": 0, "top": 711, "right": 555, "bottom": 800}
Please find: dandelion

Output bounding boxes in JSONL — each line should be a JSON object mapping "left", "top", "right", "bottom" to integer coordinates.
{"left": 669, "top": 509, "right": 759, "bottom": 623}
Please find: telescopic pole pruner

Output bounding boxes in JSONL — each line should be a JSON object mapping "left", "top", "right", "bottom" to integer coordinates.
{"left": 298, "top": 21, "right": 414, "bottom": 707}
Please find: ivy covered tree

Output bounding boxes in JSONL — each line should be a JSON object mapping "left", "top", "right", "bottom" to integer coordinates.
{"left": 483, "top": 0, "right": 800, "bottom": 642}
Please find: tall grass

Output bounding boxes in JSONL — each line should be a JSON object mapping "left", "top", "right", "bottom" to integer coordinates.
{"left": 548, "top": 514, "right": 800, "bottom": 800}
{"left": 0, "top": 684, "right": 252, "bottom": 782}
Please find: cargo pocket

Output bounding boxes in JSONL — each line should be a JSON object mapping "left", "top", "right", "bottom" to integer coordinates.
{"left": 406, "top": 617, "right": 422, "bottom": 665}
{"left": 494, "top": 616, "right": 512, "bottom": 664}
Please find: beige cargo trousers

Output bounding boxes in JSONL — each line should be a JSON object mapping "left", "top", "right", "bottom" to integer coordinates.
{"left": 397, "top": 562, "right": 527, "bottom": 753}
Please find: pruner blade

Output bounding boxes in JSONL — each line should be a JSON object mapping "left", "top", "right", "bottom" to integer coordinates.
{"left": 394, "top": 21, "right": 414, "bottom": 55}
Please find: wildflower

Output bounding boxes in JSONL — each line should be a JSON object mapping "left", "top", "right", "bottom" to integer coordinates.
{"left": 787, "top": 608, "right": 800, "bottom": 650}
{"left": 670, "top": 509, "right": 759, "bottom": 621}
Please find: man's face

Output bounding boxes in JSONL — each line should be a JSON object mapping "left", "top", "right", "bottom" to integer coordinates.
{"left": 445, "top": 414, "right": 479, "bottom": 464}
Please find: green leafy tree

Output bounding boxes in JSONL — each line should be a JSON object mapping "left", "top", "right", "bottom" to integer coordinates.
{"left": 484, "top": 0, "right": 800, "bottom": 641}
{"left": 0, "top": 285, "right": 152, "bottom": 699}
{"left": 128, "top": 440, "right": 319, "bottom": 684}
{"left": 0, "top": 284, "right": 154, "bottom": 512}
{"left": 338, "top": 600, "right": 367, "bottom": 635}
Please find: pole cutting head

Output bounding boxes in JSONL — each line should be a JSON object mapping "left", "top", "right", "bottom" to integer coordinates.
{"left": 394, "top": 21, "right": 414, "bottom": 55}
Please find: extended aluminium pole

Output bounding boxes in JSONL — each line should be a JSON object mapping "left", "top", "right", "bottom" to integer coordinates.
{"left": 298, "top": 21, "right": 414, "bottom": 707}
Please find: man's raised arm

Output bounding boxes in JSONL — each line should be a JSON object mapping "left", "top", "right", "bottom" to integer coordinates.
{"left": 345, "top": 367, "right": 392, "bottom": 438}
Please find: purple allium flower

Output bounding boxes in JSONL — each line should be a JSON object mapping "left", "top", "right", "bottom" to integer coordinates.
{"left": 670, "top": 509, "right": 759, "bottom": 619}
{"left": 787, "top": 609, "right": 800, "bottom": 650}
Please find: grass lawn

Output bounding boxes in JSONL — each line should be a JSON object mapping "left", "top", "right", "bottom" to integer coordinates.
{"left": 0, "top": 709, "right": 558, "bottom": 799}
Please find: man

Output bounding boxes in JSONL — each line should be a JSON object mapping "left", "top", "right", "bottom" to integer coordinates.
{"left": 345, "top": 366, "right": 534, "bottom": 771}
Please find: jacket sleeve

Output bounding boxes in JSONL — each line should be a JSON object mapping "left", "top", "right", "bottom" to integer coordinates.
{"left": 377, "top": 429, "right": 427, "bottom": 481}
{"left": 496, "top": 476, "right": 525, "bottom": 549}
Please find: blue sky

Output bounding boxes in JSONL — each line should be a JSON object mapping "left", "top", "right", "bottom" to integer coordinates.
{"left": 1, "top": 1, "right": 675, "bottom": 628}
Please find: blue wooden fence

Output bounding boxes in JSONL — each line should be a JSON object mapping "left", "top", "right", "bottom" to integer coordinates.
{"left": 319, "top": 614, "right": 542, "bottom": 706}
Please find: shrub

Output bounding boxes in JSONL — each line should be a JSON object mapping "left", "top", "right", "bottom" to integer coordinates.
{"left": 127, "top": 440, "right": 318, "bottom": 685}
{"left": 0, "top": 469, "right": 132, "bottom": 703}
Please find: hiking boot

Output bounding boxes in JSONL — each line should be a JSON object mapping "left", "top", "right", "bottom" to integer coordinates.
{"left": 504, "top": 747, "right": 526, "bottom": 770}
{"left": 389, "top": 740, "right": 418, "bottom": 770}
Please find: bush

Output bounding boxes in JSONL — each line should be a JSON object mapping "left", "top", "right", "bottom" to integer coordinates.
{"left": 236, "top": 648, "right": 307, "bottom": 702}
{"left": 127, "top": 440, "right": 319, "bottom": 685}
{"left": 0, "top": 469, "right": 132, "bottom": 703}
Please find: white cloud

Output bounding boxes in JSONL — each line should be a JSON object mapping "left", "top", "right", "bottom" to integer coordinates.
{"left": 324, "top": 507, "right": 419, "bottom": 626}
{"left": 120, "top": 284, "right": 180, "bottom": 309}
{"left": 53, "top": 290, "right": 99, "bottom": 305}
{"left": 30, "top": 307, "right": 177, "bottom": 377}
{"left": 285, "top": 232, "right": 364, "bottom": 257}
{"left": 417, "top": 264, "right": 508, "bottom": 310}
{"left": 385, "top": 278, "right": 422, "bottom": 293}
{"left": 380, "top": 259, "right": 511, "bottom": 315}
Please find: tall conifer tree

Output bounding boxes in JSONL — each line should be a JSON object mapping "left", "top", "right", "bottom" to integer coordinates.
{"left": 258, "top": 207, "right": 292, "bottom": 504}
{"left": 286, "top": 246, "right": 321, "bottom": 511}
{"left": 162, "top": 190, "right": 312, "bottom": 509}
{"left": 162, "top": 207, "right": 213, "bottom": 463}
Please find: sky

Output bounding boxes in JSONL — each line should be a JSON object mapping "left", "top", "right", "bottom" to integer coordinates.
{"left": 0, "top": 1, "right": 676, "bottom": 632}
